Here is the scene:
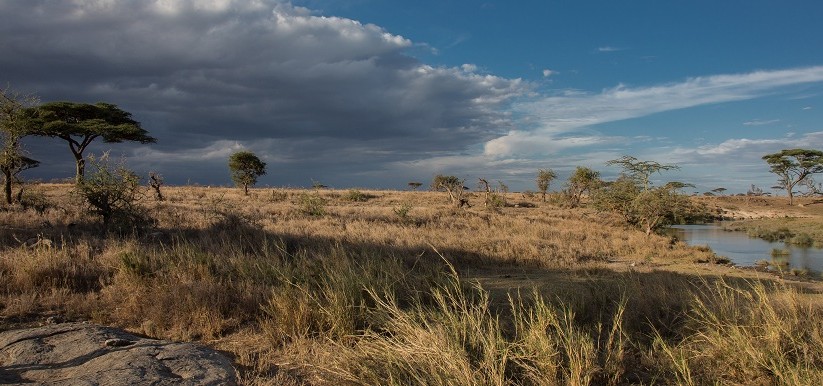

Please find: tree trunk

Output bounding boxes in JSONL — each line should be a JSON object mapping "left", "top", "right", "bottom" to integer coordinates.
{"left": 2, "top": 169, "right": 11, "bottom": 205}
{"left": 541, "top": 191, "right": 546, "bottom": 202}
{"left": 243, "top": 184, "right": 249, "bottom": 195}
{"left": 788, "top": 189, "right": 794, "bottom": 206}
{"left": 74, "top": 156, "right": 85, "bottom": 184}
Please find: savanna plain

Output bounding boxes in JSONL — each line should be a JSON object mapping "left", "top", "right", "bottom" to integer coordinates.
{"left": 2, "top": 184, "right": 823, "bottom": 385}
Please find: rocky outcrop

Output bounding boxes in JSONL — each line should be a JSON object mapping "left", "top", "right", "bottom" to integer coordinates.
{"left": 0, "top": 322, "right": 236, "bottom": 385}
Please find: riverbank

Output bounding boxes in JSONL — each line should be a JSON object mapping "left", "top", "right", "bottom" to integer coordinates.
{"left": 698, "top": 195, "right": 823, "bottom": 220}
{"left": 697, "top": 196, "right": 823, "bottom": 247}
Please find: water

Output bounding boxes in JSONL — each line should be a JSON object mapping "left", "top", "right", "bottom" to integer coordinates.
{"left": 671, "top": 223, "right": 823, "bottom": 273}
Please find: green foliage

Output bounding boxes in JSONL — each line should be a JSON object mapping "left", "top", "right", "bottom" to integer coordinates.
{"left": 311, "top": 179, "right": 328, "bottom": 189}
{"left": 631, "top": 188, "right": 692, "bottom": 235}
{"left": 228, "top": 151, "right": 267, "bottom": 195}
{"left": 18, "top": 187, "right": 50, "bottom": 214}
{"left": 74, "top": 153, "right": 149, "bottom": 233}
{"left": 299, "top": 192, "right": 327, "bottom": 216}
{"left": 762, "top": 148, "right": 823, "bottom": 205}
{"left": 591, "top": 176, "right": 641, "bottom": 222}
{"left": 790, "top": 233, "right": 814, "bottom": 247}
{"left": 408, "top": 181, "right": 423, "bottom": 191}
{"left": 745, "top": 226, "right": 794, "bottom": 242}
{"left": 592, "top": 156, "right": 707, "bottom": 234}
{"left": 0, "top": 87, "right": 40, "bottom": 205}
{"left": 432, "top": 174, "right": 468, "bottom": 207}
{"left": 269, "top": 189, "right": 289, "bottom": 202}
{"left": 607, "top": 155, "right": 679, "bottom": 190}
{"left": 119, "top": 250, "right": 153, "bottom": 278}
{"left": 565, "top": 166, "right": 601, "bottom": 207}
{"left": 393, "top": 202, "right": 413, "bottom": 220}
{"left": 770, "top": 248, "right": 790, "bottom": 257}
{"left": 344, "top": 189, "right": 372, "bottom": 202}
{"left": 486, "top": 192, "right": 507, "bottom": 209}
{"left": 536, "top": 168, "right": 557, "bottom": 202}
{"left": 593, "top": 175, "right": 706, "bottom": 235}
{"left": 431, "top": 174, "right": 462, "bottom": 191}
{"left": 711, "top": 187, "right": 727, "bottom": 195}
{"left": 30, "top": 101, "right": 155, "bottom": 183}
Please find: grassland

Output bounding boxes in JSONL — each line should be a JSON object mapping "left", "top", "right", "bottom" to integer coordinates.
{"left": 2, "top": 185, "right": 823, "bottom": 385}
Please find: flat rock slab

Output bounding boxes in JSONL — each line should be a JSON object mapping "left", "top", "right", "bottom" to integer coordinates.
{"left": 0, "top": 322, "right": 236, "bottom": 385}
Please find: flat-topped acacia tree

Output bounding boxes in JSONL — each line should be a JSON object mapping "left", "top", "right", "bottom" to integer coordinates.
{"left": 30, "top": 102, "right": 155, "bottom": 184}
{"left": 763, "top": 148, "right": 823, "bottom": 205}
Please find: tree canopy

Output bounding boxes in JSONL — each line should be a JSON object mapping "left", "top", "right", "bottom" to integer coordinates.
{"left": 229, "top": 151, "right": 267, "bottom": 195}
{"left": 763, "top": 148, "right": 823, "bottom": 205}
{"left": 432, "top": 174, "right": 469, "bottom": 207}
{"left": 536, "top": 168, "right": 557, "bottom": 202}
{"left": 565, "top": 166, "right": 601, "bottom": 207}
{"left": 1, "top": 88, "right": 39, "bottom": 204}
{"left": 29, "top": 101, "right": 155, "bottom": 183}
{"left": 606, "top": 155, "right": 679, "bottom": 190}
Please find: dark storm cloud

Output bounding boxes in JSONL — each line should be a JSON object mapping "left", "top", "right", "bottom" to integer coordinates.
{"left": 0, "top": 0, "right": 524, "bottom": 186}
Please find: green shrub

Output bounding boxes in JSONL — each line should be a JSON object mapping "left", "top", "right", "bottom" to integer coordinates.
{"left": 486, "top": 192, "right": 506, "bottom": 209}
{"left": 19, "top": 187, "right": 50, "bottom": 214}
{"left": 789, "top": 233, "right": 814, "bottom": 247}
{"left": 73, "top": 153, "right": 151, "bottom": 233}
{"left": 393, "top": 203, "right": 412, "bottom": 220}
{"left": 269, "top": 189, "right": 289, "bottom": 202}
{"left": 770, "top": 248, "right": 790, "bottom": 257}
{"left": 299, "top": 192, "right": 327, "bottom": 216}
{"left": 344, "top": 189, "right": 372, "bottom": 202}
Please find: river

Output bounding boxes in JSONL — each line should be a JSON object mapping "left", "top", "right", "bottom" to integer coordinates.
{"left": 671, "top": 223, "right": 823, "bottom": 273}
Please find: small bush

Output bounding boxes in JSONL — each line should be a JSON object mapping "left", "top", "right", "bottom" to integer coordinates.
{"left": 19, "top": 188, "right": 50, "bottom": 214}
{"left": 299, "top": 192, "right": 327, "bottom": 216}
{"left": 770, "top": 248, "right": 790, "bottom": 257}
{"left": 73, "top": 153, "right": 151, "bottom": 233}
{"left": 790, "top": 268, "right": 808, "bottom": 277}
{"left": 486, "top": 192, "right": 506, "bottom": 209}
{"left": 393, "top": 203, "right": 412, "bottom": 220}
{"left": 789, "top": 233, "right": 814, "bottom": 247}
{"left": 119, "top": 250, "right": 153, "bottom": 278}
{"left": 269, "top": 189, "right": 289, "bottom": 202}
{"left": 344, "top": 189, "right": 372, "bottom": 202}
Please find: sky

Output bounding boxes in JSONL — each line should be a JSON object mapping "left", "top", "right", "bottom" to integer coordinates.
{"left": 2, "top": 0, "right": 823, "bottom": 193}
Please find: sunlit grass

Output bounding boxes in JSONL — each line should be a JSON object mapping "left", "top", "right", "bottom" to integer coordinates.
{"left": 2, "top": 184, "right": 822, "bottom": 384}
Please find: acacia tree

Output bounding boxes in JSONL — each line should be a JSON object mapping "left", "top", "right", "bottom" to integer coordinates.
{"left": 432, "top": 174, "right": 469, "bottom": 207}
{"left": 632, "top": 187, "right": 696, "bottom": 235}
{"left": 763, "top": 149, "right": 823, "bottom": 205}
{"left": 536, "top": 168, "right": 557, "bottom": 202}
{"left": 592, "top": 176, "right": 702, "bottom": 235}
{"left": 30, "top": 102, "right": 155, "bottom": 184}
{"left": 565, "top": 166, "right": 601, "bottom": 207}
{"left": 606, "top": 155, "right": 679, "bottom": 191}
{"left": 591, "top": 176, "right": 640, "bottom": 223}
{"left": 0, "top": 88, "right": 39, "bottom": 204}
{"left": 711, "top": 187, "right": 727, "bottom": 196}
{"left": 229, "top": 151, "right": 267, "bottom": 195}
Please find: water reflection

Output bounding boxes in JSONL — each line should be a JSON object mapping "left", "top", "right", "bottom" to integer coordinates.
{"left": 671, "top": 224, "right": 823, "bottom": 273}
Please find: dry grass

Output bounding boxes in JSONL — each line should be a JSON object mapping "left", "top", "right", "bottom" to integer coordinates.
{"left": 2, "top": 184, "right": 823, "bottom": 385}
